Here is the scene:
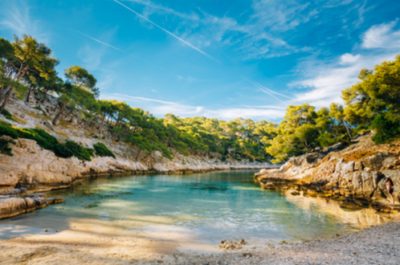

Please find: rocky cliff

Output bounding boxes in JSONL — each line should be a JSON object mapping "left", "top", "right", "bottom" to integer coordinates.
{"left": 255, "top": 135, "right": 400, "bottom": 209}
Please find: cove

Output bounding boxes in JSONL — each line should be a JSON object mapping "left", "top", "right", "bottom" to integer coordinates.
{"left": 0, "top": 171, "right": 389, "bottom": 247}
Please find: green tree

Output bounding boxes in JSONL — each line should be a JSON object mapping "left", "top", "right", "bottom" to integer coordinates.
{"left": 0, "top": 38, "right": 16, "bottom": 109}
{"left": 343, "top": 55, "right": 400, "bottom": 143}
{"left": 0, "top": 36, "right": 58, "bottom": 109}
{"left": 266, "top": 104, "right": 319, "bottom": 163}
{"left": 52, "top": 82, "right": 76, "bottom": 125}
{"left": 65, "top": 66, "right": 98, "bottom": 97}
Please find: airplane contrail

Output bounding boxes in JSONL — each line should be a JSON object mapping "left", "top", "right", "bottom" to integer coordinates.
{"left": 112, "top": 0, "right": 218, "bottom": 62}
{"left": 242, "top": 78, "right": 292, "bottom": 105}
{"left": 74, "top": 30, "right": 123, "bottom": 52}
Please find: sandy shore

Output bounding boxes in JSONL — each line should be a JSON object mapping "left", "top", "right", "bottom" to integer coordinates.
{"left": 0, "top": 216, "right": 399, "bottom": 265}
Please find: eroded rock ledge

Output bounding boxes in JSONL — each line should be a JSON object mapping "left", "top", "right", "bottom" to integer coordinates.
{"left": 255, "top": 135, "right": 400, "bottom": 210}
{"left": 0, "top": 194, "right": 63, "bottom": 219}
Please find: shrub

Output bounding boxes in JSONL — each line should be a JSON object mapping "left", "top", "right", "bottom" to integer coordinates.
{"left": 53, "top": 143, "right": 74, "bottom": 158}
{"left": 0, "top": 122, "right": 94, "bottom": 160}
{"left": 64, "top": 141, "right": 93, "bottom": 161}
{"left": 371, "top": 115, "right": 400, "bottom": 144}
{"left": 0, "top": 138, "right": 13, "bottom": 156}
{"left": 93, "top": 142, "right": 115, "bottom": 158}
{"left": 0, "top": 121, "right": 19, "bottom": 138}
{"left": 0, "top": 109, "right": 13, "bottom": 121}
{"left": 18, "top": 128, "right": 59, "bottom": 151}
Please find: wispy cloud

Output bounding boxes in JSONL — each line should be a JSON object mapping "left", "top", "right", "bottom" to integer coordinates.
{"left": 112, "top": 0, "right": 218, "bottom": 62}
{"left": 128, "top": 0, "right": 199, "bottom": 21}
{"left": 361, "top": 20, "right": 400, "bottom": 49}
{"left": 290, "top": 21, "right": 400, "bottom": 107}
{"left": 121, "top": 0, "right": 313, "bottom": 60}
{"left": 250, "top": 0, "right": 314, "bottom": 32}
{"left": 0, "top": 0, "right": 49, "bottom": 42}
{"left": 101, "top": 93, "right": 285, "bottom": 120}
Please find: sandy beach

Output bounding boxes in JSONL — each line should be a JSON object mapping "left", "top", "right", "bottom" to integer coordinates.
{"left": 0, "top": 214, "right": 399, "bottom": 265}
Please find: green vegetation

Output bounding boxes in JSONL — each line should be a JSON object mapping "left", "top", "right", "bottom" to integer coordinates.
{"left": 94, "top": 142, "right": 116, "bottom": 158}
{"left": 0, "top": 121, "right": 112, "bottom": 161}
{"left": 0, "top": 108, "right": 13, "bottom": 120}
{"left": 343, "top": 57, "right": 400, "bottom": 143}
{"left": 0, "top": 138, "right": 13, "bottom": 155}
{"left": 1, "top": 35, "right": 399, "bottom": 163}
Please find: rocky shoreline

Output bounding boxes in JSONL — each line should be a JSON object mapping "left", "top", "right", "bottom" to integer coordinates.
{"left": 254, "top": 135, "right": 400, "bottom": 211}
{"left": 0, "top": 136, "right": 269, "bottom": 219}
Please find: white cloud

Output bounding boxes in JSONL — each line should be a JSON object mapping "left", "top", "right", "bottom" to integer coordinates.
{"left": 0, "top": 0, "right": 49, "bottom": 43}
{"left": 292, "top": 63, "right": 360, "bottom": 107}
{"left": 362, "top": 20, "right": 400, "bottom": 49}
{"left": 339, "top": 53, "right": 360, "bottom": 64}
{"left": 101, "top": 93, "right": 285, "bottom": 120}
{"left": 291, "top": 21, "right": 400, "bottom": 108}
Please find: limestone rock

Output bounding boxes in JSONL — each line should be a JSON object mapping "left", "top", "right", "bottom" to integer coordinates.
{"left": 255, "top": 135, "right": 400, "bottom": 207}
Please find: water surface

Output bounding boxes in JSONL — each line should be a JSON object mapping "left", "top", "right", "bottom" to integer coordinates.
{"left": 0, "top": 171, "right": 385, "bottom": 244}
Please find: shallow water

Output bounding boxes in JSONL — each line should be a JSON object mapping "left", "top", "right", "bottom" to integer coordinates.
{"left": 0, "top": 171, "right": 387, "bottom": 243}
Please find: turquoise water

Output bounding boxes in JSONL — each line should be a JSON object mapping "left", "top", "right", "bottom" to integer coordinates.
{"left": 0, "top": 171, "right": 357, "bottom": 242}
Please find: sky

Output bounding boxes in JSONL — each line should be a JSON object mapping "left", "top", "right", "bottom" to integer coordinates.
{"left": 0, "top": 0, "right": 399, "bottom": 121}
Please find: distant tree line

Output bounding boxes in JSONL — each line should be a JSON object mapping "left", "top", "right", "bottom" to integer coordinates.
{"left": 0, "top": 35, "right": 399, "bottom": 163}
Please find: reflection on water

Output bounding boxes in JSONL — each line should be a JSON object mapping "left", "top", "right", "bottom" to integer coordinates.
{"left": 0, "top": 171, "right": 394, "bottom": 243}
{"left": 285, "top": 191, "right": 392, "bottom": 229}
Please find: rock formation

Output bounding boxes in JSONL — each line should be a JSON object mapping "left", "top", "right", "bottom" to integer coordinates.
{"left": 255, "top": 135, "right": 400, "bottom": 208}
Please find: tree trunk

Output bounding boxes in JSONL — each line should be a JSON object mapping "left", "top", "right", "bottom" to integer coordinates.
{"left": 0, "top": 64, "right": 28, "bottom": 111}
{"left": 0, "top": 86, "right": 13, "bottom": 111}
{"left": 344, "top": 123, "right": 352, "bottom": 142}
{"left": 25, "top": 86, "right": 33, "bottom": 103}
{"left": 52, "top": 104, "right": 64, "bottom": 125}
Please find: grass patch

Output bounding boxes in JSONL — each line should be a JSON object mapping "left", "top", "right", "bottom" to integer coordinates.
{"left": 93, "top": 142, "right": 115, "bottom": 158}
{"left": 0, "top": 121, "right": 94, "bottom": 161}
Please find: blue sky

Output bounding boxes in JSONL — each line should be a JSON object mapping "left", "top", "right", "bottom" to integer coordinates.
{"left": 0, "top": 0, "right": 399, "bottom": 120}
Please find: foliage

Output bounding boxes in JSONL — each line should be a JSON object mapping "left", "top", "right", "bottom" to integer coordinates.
{"left": 64, "top": 141, "right": 93, "bottom": 161}
{"left": 266, "top": 104, "right": 353, "bottom": 163}
{"left": 65, "top": 66, "right": 98, "bottom": 97}
{"left": 371, "top": 114, "right": 400, "bottom": 144}
{"left": 0, "top": 108, "right": 13, "bottom": 120}
{"left": 0, "top": 121, "right": 19, "bottom": 138}
{"left": 93, "top": 142, "right": 115, "bottom": 158}
{"left": 0, "top": 121, "right": 94, "bottom": 160}
{"left": 343, "top": 55, "right": 400, "bottom": 143}
{"left": 0, "top": 138, "right": 13, "bottom": 156}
